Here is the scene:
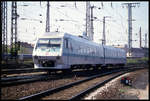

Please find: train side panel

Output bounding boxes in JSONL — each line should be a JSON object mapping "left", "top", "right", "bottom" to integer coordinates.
{"left": 104, "top": 46, "right": 126, "bottom": 65}
{"left": 62, "top": 35, "right": 104, "bottom": 68}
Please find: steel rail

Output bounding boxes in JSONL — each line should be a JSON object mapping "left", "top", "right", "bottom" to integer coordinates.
{"left": 1, "top": 73, "right": 47, "bottom": 82}
{"left": 1, "top": 74, "right": 48, "bottom": 87}
{"left": 2, "top": 68, "right": 46, "bottom": 74}
{"left": 69, "top": 67, "right": 145, "bottom": 100}
{"left": 19, "top": 68, "right": 125, "bottom": 100}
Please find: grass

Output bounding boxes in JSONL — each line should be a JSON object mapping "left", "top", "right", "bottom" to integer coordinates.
{"left": 118, "top": 86, "right": 132, "bottom": 94}
{"left": 127, "top": 57, "right": 149, "bottom": 64}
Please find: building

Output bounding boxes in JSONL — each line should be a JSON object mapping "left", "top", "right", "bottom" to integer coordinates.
{"left": 19, "top": 42, "right": 33, "bottom": 54}
{"left": 113, "top": 45, "right": 149, "bottom": 58}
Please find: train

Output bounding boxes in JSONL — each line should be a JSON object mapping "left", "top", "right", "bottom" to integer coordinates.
{"left": 32, "top": 32, "right": 126, "bottom": 71}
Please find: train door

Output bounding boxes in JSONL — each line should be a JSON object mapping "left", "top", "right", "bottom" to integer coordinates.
{"left": 64, "top": 38, "right": 69, "bottom": 67}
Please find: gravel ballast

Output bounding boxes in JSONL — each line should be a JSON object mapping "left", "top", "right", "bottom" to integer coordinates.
{"left": 1, "top": 75, "right": 84, "bottom": 100}
{"left": 84, "top": 68, "right": 149, "bottom": 100}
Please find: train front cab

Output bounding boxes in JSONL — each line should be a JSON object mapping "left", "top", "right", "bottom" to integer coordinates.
{"left": 32, "top": 37, "right": 69, "bottom": 70}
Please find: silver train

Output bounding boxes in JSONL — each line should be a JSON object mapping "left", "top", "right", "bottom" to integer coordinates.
{"left": 32, "top": 32, "right": 126, "bottom": 70}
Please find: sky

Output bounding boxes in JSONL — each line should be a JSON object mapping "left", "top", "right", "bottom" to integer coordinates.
{"left": 6, "top": 1, "right": 149, "bottom": 48}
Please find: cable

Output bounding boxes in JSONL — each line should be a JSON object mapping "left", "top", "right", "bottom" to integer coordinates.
{"left": 53, "top": 6, "right": 84, "bottom": 33}
{"left": 101, "top": 2, "right": 127, "bottom": 36}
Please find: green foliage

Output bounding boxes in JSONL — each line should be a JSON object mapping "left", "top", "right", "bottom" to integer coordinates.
{"left": 140, "top": 57, "right": 149, "bottom": 61}
{"left": 127, "top": 57, "right": 149, "bottom": 64}
{"left": 18, "top": 45, "right": 33, "bottom": 54}
{"left": 6, "top": 43, "right": 33, "bottom": 54}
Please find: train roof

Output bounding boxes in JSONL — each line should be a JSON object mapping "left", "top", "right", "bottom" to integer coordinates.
{"left": 38, "top": 32, "right": 125, "bottom": 51}
{"left": 38, "top": 32, "right": 103, "bottom": 47}
{"left": 39, "top": 32, "right": 66, "bottom": 38}
{"left": 103, "top": 45, "right": 125, "bottom": 52}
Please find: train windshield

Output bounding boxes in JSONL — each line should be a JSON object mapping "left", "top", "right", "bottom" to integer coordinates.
{"left": 35, "top": 38, "right": 62, "bottom": 52}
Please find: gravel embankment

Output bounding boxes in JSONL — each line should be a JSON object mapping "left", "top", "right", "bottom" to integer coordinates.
{"left": 84, "top": 68, "right": 149, "bottom": 100}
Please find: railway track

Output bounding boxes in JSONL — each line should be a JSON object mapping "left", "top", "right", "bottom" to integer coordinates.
{"left": 1, "top": 74, "right": 47, "bottom": 82}
{"left": 1, "top": 68, "right": 95, "bottom": 87}
{"left": 1, "top": 67, "right": 108, "bottom": 87}
{"left": 18, "top": 66, "right": 145, "bottom": 100}
{"left": 1, "top": 74, "right": 50, "bottom": 87}
{"left": 1, "top": 67, "right": 101, "bottom": 87}
{"left": 1, "top": 65, "right": 145, "bottom": 87}
{"left": 2, "top": 63, "right": 146, "bottom": 76}
{"left": 1, "top": 66, "right": 146, "bottom": 100}
{"left": 18, "top": 67, "right": 124, "bottom": 100}
{"left": 1, "top": 68, "right": 46, "bottom": 75}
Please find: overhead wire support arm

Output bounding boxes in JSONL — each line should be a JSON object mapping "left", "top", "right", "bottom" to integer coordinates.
{"left": 2, "top": 1, "right": 8, "bottom": 61}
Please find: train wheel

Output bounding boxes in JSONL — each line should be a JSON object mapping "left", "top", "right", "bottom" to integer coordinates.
{"left": 63, "top": 69, "right": 72, "bottom": 74}
{"left": 101, "top": 66, "right": 108, "bottom": 71}
{"left": 93, "top": 66, "right": 99, "bottom": 70}
{"left": 47, "top": 71, "right": 52, "bottom": 75}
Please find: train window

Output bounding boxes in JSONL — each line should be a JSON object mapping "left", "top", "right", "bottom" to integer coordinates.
{"left": 93, "top": 47, "right": 95, "bottom": 56}
{"left": 92, "top": 47, "right": 94, "bottom": 56}
{"left": 83, "top": 47, "right": 85, "bottom": 54}
{"left": 36, "top": 38, "right": 61, "bottom": 52}
{"left": 96, "top": 48, "right": 98, "bottom": 56}
{"left": 78, "top": 46, "right": 80, "bottom": 54}
{"left": 64, "top": 39, "right": 68, "bottom": 49}
{"left": 86, "top": 48, "right": 88, "bottom": 54}
{"left": 68, "top": 41, "right": 71, "bottom": 49}
{"left": 83, "top": 48, "right": 85, "bottom": 54}
{"left": 69, "top": 42, "right": 73, "bottom": 51}
{"left": 79, "top": 47, "right": 81, "bottom": 54}
{"left": 89, "top": 48, "right": 91, "bottom": 55}
{"left": 80, "top": 47, "right": 82, "bottom": 54}
{"left": 94, "top": 48, "right": 95, "bottom": 55}
{"left": 82, "top": 48, "right": 84, "bottom": 54}
{"left": 95, "top": 48, "right": 97, "bottom": 56}
{"left": 90, "top": 48, "right": 92, "bottom": 56}
{"left": 86, "top": 47, "right": 88, "bottom": 55}
{"left": 81, "top": 47, "right": 83, "bottom": 54}
{"left": 87, "top": 47, "right": 89, "bottom": 54}
{"left": 93, "top": 48, "right": 95, "bottom": 56}
{"left": 84, "top": 47, "right": 86, "bottom": 54}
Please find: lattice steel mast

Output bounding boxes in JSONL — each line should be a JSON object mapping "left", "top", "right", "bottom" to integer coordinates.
{"left": 10, "top": 1, "right": 18, "bottom": 59}
{"left": 139, "top": 27, "right": 142, "bottom": 48}
{"left": 2, "top": 1, "right": 8, "bottom": 60}
{"left": 122, "top": 3, "right": 140, "bottom": 55}
{"left": 90, "top": 5, "right": 94, "bottom": 41}
{"left": 85, "top": 1, "right": 91, "bottom": 39}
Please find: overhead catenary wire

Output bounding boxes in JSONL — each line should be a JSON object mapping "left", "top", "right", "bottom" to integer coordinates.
{"left": 5, "top": 1, "right": 148, "bottom": 48}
